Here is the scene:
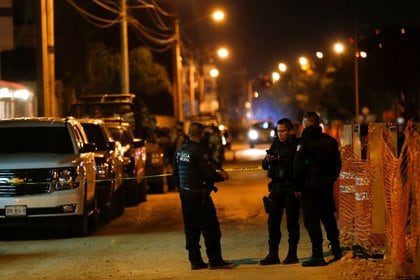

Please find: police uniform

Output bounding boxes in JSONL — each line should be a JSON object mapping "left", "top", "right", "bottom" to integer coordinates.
{"left": 293, "top": 124, "right": 342, "bottom": 266}
{"left": 173, "top": 138, "right": 228, "bottom": 269}
{"left": 260, "top": 134, "right": 300, "bottom": 265}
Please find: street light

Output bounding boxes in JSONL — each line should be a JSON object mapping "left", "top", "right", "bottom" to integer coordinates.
{"left": 209, "top": 68, "right": 220, "bottom": 78}
{"left": 217, "top": 47, "right": 229, "bottom": 59}
{"left": 196, "top": 47, "right": 230, "bottom": 115}
{"left": 212, "top": 10, "right": 225, "bottom": 22}
{"left": 180, "top": 9, "right": 227, "bottom": 118}
{"left": 333, "top": 41, "right": 367, "bottom": 121}
{"left": 299, "top": 56, "right": 309, "bottom": 71}
{"left": 272, "top": 71, "right": 280, "bottom": 82}
{"left": 278, "top": 62, "right": 287, "bottom": 72}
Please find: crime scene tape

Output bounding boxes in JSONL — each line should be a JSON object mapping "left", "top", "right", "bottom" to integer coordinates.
{"left": 3, "top": 165, "right": 263, "bottom": 185}
{"left": 220, "top": 165, "right": 262, "bottom": 172}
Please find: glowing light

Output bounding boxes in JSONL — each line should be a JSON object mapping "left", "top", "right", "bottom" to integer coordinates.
{"left": 217, "top": 47, "right": 229, "bottom": 58}
{"left": 334, "top": 43, "right": 344, "bottom": 54}
{"left": 14, "top": 89, "right": 31, "bottom": 100}
{"left": 0, "top": 87, "right": 12, "bottom": 98}
{"left": 209, "top": 68, "right": 219, "bottom": 77}
{"left": 316, "top": 51, "right": 324, "bottom": 59}
{"left": 212, "top": 10, "right": 225, "bottom": 22}
{"left": 0, "top": 87, "right": 31, "bottom": 100}
{"left": 278, "top": 63, "right": 287, "bottom": 72}
{"left": 299, "top": 56, "right": 309, "bottom": 71}
{"left": 272, "top": 72, "right": 280, "bottom": 82}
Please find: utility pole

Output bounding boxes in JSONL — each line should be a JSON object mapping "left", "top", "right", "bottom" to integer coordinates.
{"left": 173, "top": 19, "right": 183, "bottom": 121}
{"left": 188, "top": 56, "right": 196, "bottom": 117}
{"left": 120, "top": 0, "right": 130, "bottom": 94}
{"left": 37, "top": 0, "right": 55, "bottom": 117}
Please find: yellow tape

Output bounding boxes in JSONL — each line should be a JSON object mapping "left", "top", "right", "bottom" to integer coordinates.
{"left": 5, "top": 165, "right": 264, "bottom": 184}
{"left": 221, "top": 165, "right": 263, "bottom": 172}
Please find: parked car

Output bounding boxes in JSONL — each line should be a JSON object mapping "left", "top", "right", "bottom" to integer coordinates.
{"left": 104, "top": 120, "right": 147, "bottom": 205}
{"left": 0, "top": 117, "right": 97, "bottom": 236}
{"left": 78, "top": 119, "right": 125, "bottom": 218}
{"left": 140, "top": 126, "right": 167, "bottom": 194}
{"left": 248, "top": 120, "right": 276, "bottom": 148}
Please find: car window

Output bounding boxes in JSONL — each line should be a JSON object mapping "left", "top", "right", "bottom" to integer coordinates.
{"left": 81, "top": 123, "right": 107, "bottom": 150}
{"left": 0, "top": 127, "right": 74, "bottom": 154}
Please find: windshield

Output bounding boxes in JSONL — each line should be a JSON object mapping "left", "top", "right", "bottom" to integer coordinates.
{"left": 0, "top": 127, "right": 74, "bottom": 154}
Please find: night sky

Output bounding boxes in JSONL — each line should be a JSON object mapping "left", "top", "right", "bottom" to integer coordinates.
{"left": 176, "top": 0, "right": 419, "bottom": 78}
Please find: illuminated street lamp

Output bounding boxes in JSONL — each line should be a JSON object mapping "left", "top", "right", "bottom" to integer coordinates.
{"left": 299, "top": 56, "right": 309, "bottom": 71}
{"left": 217, "top": 47, "right": 229, "bottom": 59}
{"left": 333, "top": 41, "right": 367, "bottom": 121}
{"left": 212, "top": 10, "right": 225, "bottom": 22}
{"left": 209, "top": 68, "right": 219, "bottom": 78}
{"left": 272, "top": 71, "right": 280, "bottom": 82}
{"left": 316, "top": 51, "right": 324, "bottom": 59}
{"left": 181, "top": 9, "right": 227, "bottom": 118}
{"left": 278, "top": 62, "right": 287, "bottom": 72}
{"left": 334, "top": 42, "right": 344, "bottom": 54}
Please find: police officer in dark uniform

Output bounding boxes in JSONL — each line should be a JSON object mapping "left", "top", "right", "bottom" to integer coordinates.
{"left": 293, "top": 111, "right": 343, "bottom": 266}
{"left": 259, "top": 118, "right": 300, "bottom": 265}
{"left": 173, "top": 122, "right": 234, "bottom": 270}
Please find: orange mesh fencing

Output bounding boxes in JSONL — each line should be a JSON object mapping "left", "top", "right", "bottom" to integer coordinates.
{"left": 380, "top": 120, "right": 419, "bottom": 277}
{"left": 337, "top": 121, "right": 418, "bottom": 278}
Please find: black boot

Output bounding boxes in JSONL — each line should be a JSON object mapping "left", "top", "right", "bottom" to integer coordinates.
{"left": 259, "top": 247, "right": 280, "bottom": 266}
{"left": 189, "top": 250, "right": 208, "bottom": 270}
{"left": 191, "top": 261, "right": 208, "bottom": 270}
{"left": 330, "top": 242, "right": 343, "bottom": 261}
{"left": 282, "top": 244, "right": 299, "bottom": 264}
{"left": 301, "top": 245, "right": 326, "bottom": 267}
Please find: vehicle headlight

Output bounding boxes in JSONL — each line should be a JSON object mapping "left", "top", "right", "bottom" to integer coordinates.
{"left": 270, "top": 130, "right": 275, "bottom": 137}
{"left": 51, "top": 168, "right": 78, "bottom": 191}
{"left": 248, "top": 129, "right": 258, "bottom": 140}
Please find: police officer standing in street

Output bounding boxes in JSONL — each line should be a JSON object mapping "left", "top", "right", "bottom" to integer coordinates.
{"left": 173, "top": 122, "right": 234, "bottom": 270}
{"left": 293, "top": 111, "right": 343, "bottom": 267}
{"left": 260, "top": 118, "right": 301, "bottom": 265}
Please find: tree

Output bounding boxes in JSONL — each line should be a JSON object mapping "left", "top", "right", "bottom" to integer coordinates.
{"left": 129, "top": 47, "right": 172, "bottom": 98}
{"left": 85, "top": 44, "right": 173, "bottom": 115}
{"left": 129, "top": 47, "right": 173, "bottom": 115}
{"left": 86, "top": 42, "right": 120, "bottom": 93}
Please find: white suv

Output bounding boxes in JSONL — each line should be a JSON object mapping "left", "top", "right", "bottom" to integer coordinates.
{"left": 0, "top": 117, "right": 97, "bottom": 236}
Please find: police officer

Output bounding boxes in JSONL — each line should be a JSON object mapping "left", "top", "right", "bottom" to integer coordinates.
{"left": 293, "top": 111, "right": 343, "bottom": 266}
{"left": 173, "top": 122, "right": 234, "bottom": 270}
{"left": 259, "top": 118, "right": 300, "bottom": 265}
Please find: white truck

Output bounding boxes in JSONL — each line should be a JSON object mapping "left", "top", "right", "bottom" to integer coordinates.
{"left": 0, "top": 117, "right": 98, "bottom": 236}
